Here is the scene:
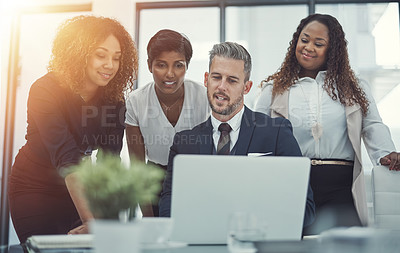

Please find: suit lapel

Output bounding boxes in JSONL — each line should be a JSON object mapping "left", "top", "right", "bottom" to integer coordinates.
{"left": 235, "top": 106, "right": 256, "bottom": 155}
{"left": 198, "top": 117, "right": 215, "bottom": 154}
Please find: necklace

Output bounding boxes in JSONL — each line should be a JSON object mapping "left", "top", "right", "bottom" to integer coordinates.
{"left": 298, "top": 82, "right": 323, "bottom": 142}
{"left": 158, "top": 92, "right": 184, "bottom": 112}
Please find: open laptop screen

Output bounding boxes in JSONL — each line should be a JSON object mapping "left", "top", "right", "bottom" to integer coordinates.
{"left": 170, "top": 155, "right": 311, "bottom": 244}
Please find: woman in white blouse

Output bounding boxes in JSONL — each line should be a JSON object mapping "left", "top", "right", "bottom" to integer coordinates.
{"left": 255, "top": 14, "right": 399, "bottom": 234}
{"left": 125, "top": 29, "right": 209, "bottom": 216}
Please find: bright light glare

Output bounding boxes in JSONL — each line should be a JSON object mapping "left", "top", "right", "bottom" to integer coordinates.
{"left": 378, "top": 84, "right": 400, "bottom": 128}
{"left": 0, "top": 0, "right": 46, "bottom": 14}
{"left": 372, "top": 3, "right": 400, "bottom": 67}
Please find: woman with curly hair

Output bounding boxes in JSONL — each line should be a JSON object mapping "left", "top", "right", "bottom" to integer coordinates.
{"left": 255, "top": 13, "right": 399, "bottom": 234}
{"left": 125, "top": 29, "right": 209, "bottom": 217}
{"left": 8, "top": 15, "right": 138, "bottom": 242}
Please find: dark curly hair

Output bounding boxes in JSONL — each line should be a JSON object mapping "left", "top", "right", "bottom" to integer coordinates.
{"left": 147, "top": 29, "right": 193, "bottom": 68}
{"left": 48, "top": 15, "right": 138, "bottom": 103}
{"left": 263, "top": 13, "right": 369, "bottom": 115}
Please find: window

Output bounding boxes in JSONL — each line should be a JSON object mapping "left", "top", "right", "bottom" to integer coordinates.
{"left": 226, "top": 5, "right": 308, "bottom": 107}
{"left": 137, "top": 7, "right": 220, "bottom": 88}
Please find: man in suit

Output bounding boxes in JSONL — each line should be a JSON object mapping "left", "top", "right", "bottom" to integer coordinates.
{"left": 159, "top": 42, "right": 315, "bottom": 227}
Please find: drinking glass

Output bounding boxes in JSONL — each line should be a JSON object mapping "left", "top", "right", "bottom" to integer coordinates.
{"left": 227, "top": 212, "right": 268, "bottom": 253}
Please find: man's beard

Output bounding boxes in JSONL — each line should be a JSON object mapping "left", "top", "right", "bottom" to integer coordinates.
{"left": 207, "top": 90, "right": 243, "bottom": 116}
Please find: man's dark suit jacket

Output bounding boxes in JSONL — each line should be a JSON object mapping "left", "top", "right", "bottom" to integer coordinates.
{"left": 159, "top": 106, "right": 315, "bottom": 227}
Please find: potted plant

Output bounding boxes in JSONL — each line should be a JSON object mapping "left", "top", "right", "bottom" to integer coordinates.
{"left": 73, "top": 150, "right": 164, "bottom": 221}
{"left": 73, "top": 151, "right": 164, "bottom": 253}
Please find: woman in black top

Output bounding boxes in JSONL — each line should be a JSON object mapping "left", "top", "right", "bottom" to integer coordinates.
{"left": 8, "top": 15, "right": 138, "bottom": 243}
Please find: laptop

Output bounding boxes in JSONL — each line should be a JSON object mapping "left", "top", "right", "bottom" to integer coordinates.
{"left": 170, "top": 155, "right": 311, "bottom": 244}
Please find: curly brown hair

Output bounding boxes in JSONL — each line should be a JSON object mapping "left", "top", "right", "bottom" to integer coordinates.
{"left": 263, "top": 13, "right": 369, "bottom": 115}
{"left": 48, "top": 15, "right": 138, "bottom": 103}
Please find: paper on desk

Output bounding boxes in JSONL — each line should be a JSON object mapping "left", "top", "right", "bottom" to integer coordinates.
{"left": 26, "top": 234, "right": 93, "bottom": 249}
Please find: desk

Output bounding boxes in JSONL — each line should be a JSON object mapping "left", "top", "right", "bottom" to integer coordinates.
{"left": 6, "top": 241, "right": 320, "bottom": 253}
{"left": 8, "top": 245, "right": 229, "bottom": 253}
{"left": 8, "top": 231, "right": 400, "bottom": 253}
{"left": 145, "top": 245, "right": 229, "bottom": 253}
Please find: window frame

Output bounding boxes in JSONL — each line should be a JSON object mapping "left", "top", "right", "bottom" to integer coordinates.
{"left": 135, "top": 0, "right": 400, "bottom": 47}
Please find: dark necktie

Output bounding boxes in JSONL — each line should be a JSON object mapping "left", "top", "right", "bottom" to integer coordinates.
{"left": 217, "top": 123, "right": 232, "bottom": 155}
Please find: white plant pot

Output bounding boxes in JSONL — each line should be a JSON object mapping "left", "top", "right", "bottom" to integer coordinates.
{"left": 90, "top": 219, "right": 141, "bottom": 253}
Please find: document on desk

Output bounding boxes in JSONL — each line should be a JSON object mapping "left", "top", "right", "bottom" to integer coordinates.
{"left": 247, "top": 152, "right": 273, "bottom": 157}
{"left": 25, "top": 234, "right": 93, "bottom": 252}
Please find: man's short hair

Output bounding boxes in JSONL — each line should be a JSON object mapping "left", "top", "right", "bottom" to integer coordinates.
{"left": 208, "top": 42, "right": 252, "bottom": 82}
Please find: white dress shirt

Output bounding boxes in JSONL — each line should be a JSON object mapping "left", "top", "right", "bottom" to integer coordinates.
{"left": 125, "top": 80, "right": 210, "bottom": 165}
{"left": 254, "top": 71, "right": 395, "bottom": 163}
{"left": 211, "top": 106, "right": 244, "bottom": 152}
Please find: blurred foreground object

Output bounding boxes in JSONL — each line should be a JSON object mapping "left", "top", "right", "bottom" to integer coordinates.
{"left": 372, "top": 165, "right": 400, "bottom": 229}
{"left": 74, "top": 151, "right": 164, "bottom": 220}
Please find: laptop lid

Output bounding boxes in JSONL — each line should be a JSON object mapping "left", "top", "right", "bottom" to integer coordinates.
{"left": 170, "top": 155, "right": 311, "bottom": 244}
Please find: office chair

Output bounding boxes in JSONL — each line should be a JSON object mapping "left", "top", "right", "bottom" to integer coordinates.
{"left": 371, "top": 165, "right": 400, "bottom": 230}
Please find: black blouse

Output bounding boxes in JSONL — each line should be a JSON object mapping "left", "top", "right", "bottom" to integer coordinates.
{"left": 11, "top": 73, "right": 125, "bottom": 188}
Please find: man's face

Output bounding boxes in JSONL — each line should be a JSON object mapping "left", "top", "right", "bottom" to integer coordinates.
{"left": 204, "top": 56, "right": 252, "bottom": 122}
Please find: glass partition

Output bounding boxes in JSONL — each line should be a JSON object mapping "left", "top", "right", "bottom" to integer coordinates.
{"left": 226, "top": 5, "right": 309, "bottom": 108}
{"left": 137, "top": 7, "right": 220, "bottom": 88}
{"left": 316, "top": 3, "right": 400, "bottom": 100}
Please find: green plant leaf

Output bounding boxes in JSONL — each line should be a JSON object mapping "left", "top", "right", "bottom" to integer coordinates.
{"left": 73, "top": 151, "right": 164, "bottom": 219}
